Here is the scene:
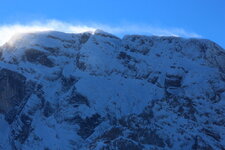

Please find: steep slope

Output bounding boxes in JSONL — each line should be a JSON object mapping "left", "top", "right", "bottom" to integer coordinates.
{"left": 0, "top": 30, "right": 225, "bottom": 150}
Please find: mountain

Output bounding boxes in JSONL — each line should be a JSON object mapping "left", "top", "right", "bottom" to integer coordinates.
{"left": 0, "top": 30, "right": 225, "bottom": 150}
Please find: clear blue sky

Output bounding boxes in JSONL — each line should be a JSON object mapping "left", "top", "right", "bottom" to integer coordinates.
{"left": 0, "top": 0, "right": 225, "bottom": 48}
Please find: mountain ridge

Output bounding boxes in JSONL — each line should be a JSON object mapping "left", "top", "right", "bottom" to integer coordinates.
{"left": 0, "top": 30, "right": 225, "bottom": 150}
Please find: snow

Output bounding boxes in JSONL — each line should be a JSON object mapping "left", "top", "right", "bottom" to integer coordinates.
{"left": 75, "top": 74, "right": 163, "bottom": 117}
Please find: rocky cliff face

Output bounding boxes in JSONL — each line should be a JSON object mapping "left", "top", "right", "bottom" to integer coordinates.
{"left": 0, "top": 30, "right": 225, "bottom": 150}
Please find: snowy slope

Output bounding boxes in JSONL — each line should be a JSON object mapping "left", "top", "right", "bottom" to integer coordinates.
{"left": 0, "top": 30, "right": 225, "bottom": 150}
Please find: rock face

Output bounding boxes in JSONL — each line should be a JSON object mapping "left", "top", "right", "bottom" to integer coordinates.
{"left": 0, "top": 69, "right": 26, "bottom": 113}
{"left": 0, "top": 30, "right": 225, "bottom": 150}
{"left": 24, "top": 49, "right": 54, "bottom": 67}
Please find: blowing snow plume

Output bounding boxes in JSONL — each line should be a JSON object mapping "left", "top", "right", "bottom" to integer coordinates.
{"left": 0, "top": 20, "right": 202, "bottom": 46}
{"left": 0, "top": 20, "right": 96, "bottom": 46}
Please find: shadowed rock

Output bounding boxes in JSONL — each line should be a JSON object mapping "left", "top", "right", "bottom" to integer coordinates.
{"left": 0, "top": 69, "right": 26, "bottom": 114}
{"left": 24, "top": 49, "right": 54, "bottom": 67}
{"left": 77, "top": 114, "right": 102, "bottom": 139}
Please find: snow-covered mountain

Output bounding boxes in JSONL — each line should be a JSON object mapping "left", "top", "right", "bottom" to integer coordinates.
{"left": 0, "top": 30, "right": 225, "bottom": 150}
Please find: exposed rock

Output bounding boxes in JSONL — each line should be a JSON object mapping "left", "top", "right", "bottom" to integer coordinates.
{"left": 117, "top": 51, "right": 132, "bottom": 60}
{"left": 68, "top": 91, "right": 90, "bottom": 107}
{"left": 80, "top": 32, "right": 91, "bottom": 44}
{"left": 76, "top": 53, "right": 86, "bottom": 70}
{"left": 165, "top": 74, "right": 183, "bottom": 88}
{"left": 61, "top": 76, "right": 77, "bottom": 91}
{"left": 95, "top": 29, "right": 120, "bottom": 40}
{"left": 43, "top": 101, "right": 55, "bottom": 117}
{"left": 24, "top": 49, "right": 54, "bottom": 67}
{"left": 77, "top": 114, "right": 102, "bottom": 139}
{"left": 0, "top": 69, "right": 26, "bottom": 114}
{"left": 42, "top": 46, "right": 59, "bottom": 53}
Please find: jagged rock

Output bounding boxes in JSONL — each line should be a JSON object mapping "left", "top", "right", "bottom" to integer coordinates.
{"left": 80, "top": 32, "right": 91, "bottom": 44}
{"left": 0, "top": 69, "right": 26, "bottom": 114}
{"left": 24, "top": 49, "right": 54, "bottom": 67}
{"left": 165, "top": 74, "right": 183, "bottom": 88}
{"left": 43, "top": 101, "right": 55, "bottom": 117}
{"left": 95, "top": 29, "right": 120, "bottom": 39}
{"left": 76, "top": 53, "right": 86, "bottom": 70}
{"left": 117, "top": 51, "right": 131, "bottom": 60}
{"left": 77, "top": 114, "right": 102, "bottom": 139}
{"left": 61, "top": 76, "right": 77, "bottom": 91}
{"left": 68, "top": 92, "right": 90, "bottom": 107}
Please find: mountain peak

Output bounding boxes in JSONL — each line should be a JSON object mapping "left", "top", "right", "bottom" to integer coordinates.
{"left": 0, "top": 30, "right": 225, "bottom": 149}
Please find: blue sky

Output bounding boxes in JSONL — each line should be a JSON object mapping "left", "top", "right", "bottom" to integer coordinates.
{"left": 0, "top": 0, "right": 225, "bottom": 48}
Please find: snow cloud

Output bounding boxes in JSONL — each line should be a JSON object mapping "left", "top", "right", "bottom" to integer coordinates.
{"left": 0, "top": 20, "right": 201, "bottom": 46}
